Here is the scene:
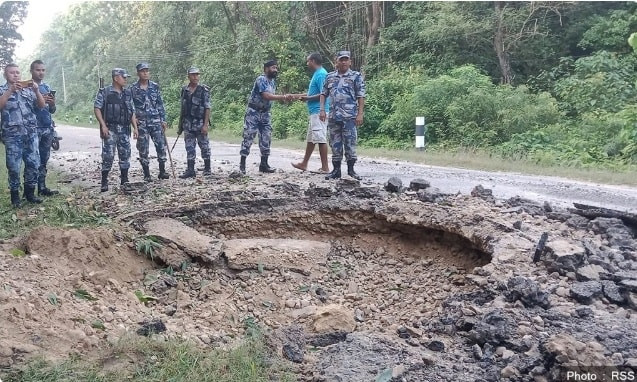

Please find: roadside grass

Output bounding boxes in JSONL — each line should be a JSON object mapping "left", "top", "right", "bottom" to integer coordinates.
{"left": 56, "top": 122, "right": 637, "bottom": 186}
{"left": 0, "top": 144, "right": 109, "bottom": 240}
{"left": 2, "top": 332, "right": 294, "bottom": 382}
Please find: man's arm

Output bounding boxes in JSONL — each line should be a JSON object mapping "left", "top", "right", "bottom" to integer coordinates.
{"left": 356, "top": 97, "right": 365, "bottom": 126}
{"left": 0, "top": 85, "right": 16, "bottom": 110}
{"left": 32, "top": 83, "right": 45, "bottom": 108}
{"left": 261, "top": 91, "right": 291, "bottom": 102}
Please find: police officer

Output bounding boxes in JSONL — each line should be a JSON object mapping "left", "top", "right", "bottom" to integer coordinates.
{"left": 178, "top": 66, "right": 211, "bottom": 178}
{"left": 0, "top": 63, "right": 46, "bottom": 207}
{"left": 94, "top": 68, "right": 138, "bottom": 192}
{"left": 320, "top": 51, "right": 366, "bottom": 180}
{"left": 239, "top": 59, "right": 292, "bottom": 174}
{"left": 30, "top": 59, "right": 58, "bottom": 196}
{"left": 131, "top": 62, "right": 169, "bottom": 181}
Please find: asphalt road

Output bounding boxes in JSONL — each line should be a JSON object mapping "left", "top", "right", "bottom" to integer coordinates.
{"left": 50, "top": 124, "right": 637, "bottom": 213}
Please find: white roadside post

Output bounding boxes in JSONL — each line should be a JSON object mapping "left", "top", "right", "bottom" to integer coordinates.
{"left": 415, "top": 116, "right": 426, "bottom": 151}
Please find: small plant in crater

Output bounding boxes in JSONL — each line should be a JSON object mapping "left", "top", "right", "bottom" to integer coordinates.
{"left": 135, "top": 235, "right": 163, "bottom": 260}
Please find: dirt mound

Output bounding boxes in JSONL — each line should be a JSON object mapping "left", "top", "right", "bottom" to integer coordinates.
{"left": 0, "top": 227, "right": 154, "bottom": 368}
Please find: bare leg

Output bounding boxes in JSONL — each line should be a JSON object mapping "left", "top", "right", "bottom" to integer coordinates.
{"left": 292, "top": 142, "right": 315, "bottom": 171}
{"left": 318, "top": 143, "right": 329, "bottom": 171}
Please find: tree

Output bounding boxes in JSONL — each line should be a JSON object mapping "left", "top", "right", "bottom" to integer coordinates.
{"left": 0, "top": 1, "right": 28, "bottom": 68}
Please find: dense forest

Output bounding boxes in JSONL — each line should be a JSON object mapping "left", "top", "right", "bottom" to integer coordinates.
{"left": 17, "top": 1, "right": 637, "bottom": 168}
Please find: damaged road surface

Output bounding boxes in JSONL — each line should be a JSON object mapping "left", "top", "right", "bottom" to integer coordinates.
{"left": 1, "top": 148, "right": 637, "bottom": 381}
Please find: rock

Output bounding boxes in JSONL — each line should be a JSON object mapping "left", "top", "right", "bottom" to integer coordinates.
{"left": 144, "top": 218, "right": 221, "bottom": 265}
{"left": 308, "top": 331, "right": 348, "bottom": 347}
{"left": 543, "top": 334, "right": 608, "bottom": 367}
{"left": 505, "top": 276, "right": 550, "bottom": 309}
{"left": 469, "top": 310, "right": 515, "bottom": 346}
{"left": 471, "top": 185, "right": 494, "bottom": 201}
{"left": 136, "top": 318, "right": 166, "bottom": 336}
{"left": 543, "top": 201, "right": 553, "bottom": 212}
{"left": 472, "top": 344, "right": 483, "bottom": 360}
{"left": 588, "top": 218, "right": 634, "bottom": 249}
{"left": 576, "top": 264, "right": 606, "bottom": 281}
{"left": 282, "top": 344, "right": 303, "bottom": 363}
{"left": 501, "top": 366, "right": 519, "bottom": 379}
{"left": 570, "top": 281, "right": 603, "bottom": 304}
{"left": 601, "top": 280, "right": 627, "bottom": 305}
{"left": 224, "top": 238, "right": 331, "bottom": 276}
{"left": 311, "top": 304, "right": 356, "bottom": 334}
{"left": 575, "top": 307, "right": 594, "bottom": 318}
{"left": 417, "top": 187, "right": 445, "bottom": 203}
{"left": 427, "top": 340, "right": 445, "bottom": 352}
{"left": 409, "top": 178, "right": 430, "bottom": 191}
{"left": 392, "top": 364, "right": 407, "bottom": 379}
{"left": 354, "top": 309, "right": 365, "bottom": 322}
{"left": 544, "top": 240, "right": 586, "bottom": 275}
{"left": 396, "top": 326, "right": 410, "bottom": 339}
{"left": 304, "top": 183, "right": 334, "bottom": 198}
{"left": 620, "top": 279, "right": 637, "bottom": 292}
{"left": 384, "top": 177, "right": 403, "bottom": 193}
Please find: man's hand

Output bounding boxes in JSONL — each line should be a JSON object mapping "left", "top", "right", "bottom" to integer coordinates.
{"left": 10, "top": 83, "right": 21, "bottom": 93}
{"left": 161, "top": 121, "right": 167, "bottom": 131}
{"left": 44, "top": 94, "right": 55, "bottom": 106}
{"left": 201, "top": 126, "right": 207, "bottom": 135}
{"left": 299, "top": 95, "right": 308, "bottom": 102}
{"left": 355, "top": 113, "right": 364, "bottom": 126}
{"left": 100, "top": 124, "right": 109, "bottom": 139}
{"left": 133, "top": 128, "right": 139, "bottom": 140}
{"left": 30, "top": 81, "right": 39, "bottom": 92}
{"left": 319, "top": 110, "right": 326, "bottom": 122}
{"left": 177, "top": 126, "right": 183, "bottom": 135}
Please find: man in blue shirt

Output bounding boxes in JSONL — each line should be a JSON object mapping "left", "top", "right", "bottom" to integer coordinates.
{"left": 291, "top": 52, "right": 330, "bottom": 173}
{"left": 131, "top": 62, "right": 169, "bottom": 181}
{"left": 0, "top": 63, "right": 46, "bottom": 207}
{"left": 239, "top": 59, "right": 292, "bottom": 174}
{"left": 320, "top": 50, "right": 366, "bottom": 180}
{"left": 30, "top": 60, "right": 58, "bottom": 196}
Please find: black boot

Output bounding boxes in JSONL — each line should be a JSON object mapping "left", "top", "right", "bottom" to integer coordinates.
{"left": 10, "top": 190, "right": 20, "bottom": 208}
{"left": 101, "top": 170, "right": 109, "bottom": 192}
{"left": 325, "top": 161, "right": 341, "bottom": 180}
{"left": 259, "top": 155, "right": 275, "bottom": 173}
{"left": 24, "top": 186, "right": 42, "bottom": 204}
{"left": 158, "top": 161, "right": 169, "bottom": 179}
{"left": 120, "top": 168, "right": 129, "bottom": 185}
{"left": 142, "top": 164, "right": 152, "bottom": 182}
{"left": 179, "top": 159, "right": 196, "bottom": 179}
{"left": 38, "top": 182, "right": 59, "bottom": 196}
{"left": 347, "top": 159, "right": 362, "bottom": 180}
{"left": 239, "top": 156, "right": 246, "bottom": 174}
{"left": 203, "top": 158, "right": 212, "bottom": 176}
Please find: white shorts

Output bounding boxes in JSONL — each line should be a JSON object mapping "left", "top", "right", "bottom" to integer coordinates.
{"left": 306, "top": 113, "right": 328, "bottom": 144}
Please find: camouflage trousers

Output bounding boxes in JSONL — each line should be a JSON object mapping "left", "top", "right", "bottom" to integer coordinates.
{"left": 101, "top": 126, "right": 131, "bottom": 172}
{"left": 136, "top": 120, "right": 167, "bottom": 166}
{"left": 2, "top": 130, "right": 40, "bottom": 191}
{"left": 328, "top": 118, "right": 357, "bottom": 162}
{"left": 240, "top": 108, "right": 272, "bottom": 157}
{"left": 37, "top": 127, "right": 53, "bottom": 187}
{"left": 184, "top": 129, "right": 210, "bottom": 161}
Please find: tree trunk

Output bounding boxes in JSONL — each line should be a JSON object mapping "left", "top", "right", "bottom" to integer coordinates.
{"left": 494, "top": 1, "right": 513, "bottom": 84}
{"left": 362, "top": 1, "right": 382, "bottom": 70}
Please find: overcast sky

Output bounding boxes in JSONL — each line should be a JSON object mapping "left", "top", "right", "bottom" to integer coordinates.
{"left": 15, "top": 0, "right": 84, "bottom": 60}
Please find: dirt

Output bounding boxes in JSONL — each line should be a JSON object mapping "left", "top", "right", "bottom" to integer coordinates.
{"left": 1, "top": 124, "right": 636, "bottom": 381}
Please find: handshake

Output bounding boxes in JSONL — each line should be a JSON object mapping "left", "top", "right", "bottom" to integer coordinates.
{"left": 281, "top": 94, "right": 310, "bottom": 103}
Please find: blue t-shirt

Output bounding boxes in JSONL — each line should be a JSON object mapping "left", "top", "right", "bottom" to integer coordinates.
{"left": 307, "top": 67, "right": 329, "bottom": 115}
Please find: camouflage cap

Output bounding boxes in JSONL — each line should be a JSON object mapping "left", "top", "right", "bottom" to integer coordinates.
{"left": 112, "top": 68, "right": 130, "bottom": 78}
{"left": 187, "top": 66, "right": 200, "bottom": 74}
{"left": 336, "top": 50, "right": 351, "bottom": 60}
{"left": 136, "top": 62, "right": 150, "bottom": 72}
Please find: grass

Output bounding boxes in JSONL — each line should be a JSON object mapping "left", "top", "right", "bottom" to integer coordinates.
{"left": 2, "top": 333, "right": 294, "bottom": 382}
{"left": 0, "top": 144, "right": 110, "bottom": 240}
{"left": 54, "top": 120, "right": 637, "bottom": 186}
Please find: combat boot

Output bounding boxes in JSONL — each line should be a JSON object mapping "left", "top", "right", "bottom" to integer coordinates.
{"left": 38, "top": 182, "right": 59, "bottom": 196}
{"left": 325, "top": 161, "right": 341, "bottom": 180}
{"left": 239, "top": 156, "right": 246, "bottom": 174}
{"left": 259, "top": 155, "right": 275, "bottom": 173}
{"left": 158, "top": 161, "right": 169, "bottom": 179}
{"left": 120, "top": 168, "right": 129, "bottom": 185}
{"left": 179, "top": 159, "right": 196, "bottom": 179}
{"left": 100, "top": 170, "right": 109, "bottom": 192}
{"left": 10, "top": 190, "right": 21, "bottom": 208}
{"left": 203, "top": 158, "right": 212, "bottom": 176}
{"left": 24, "top": 186, "right": 43, "bottom": 204}
{"left": 142, "top": 164, "right": 152, "bottom": 182}
{"left": 347, "top": 159, "right": 362, "bottom": 180}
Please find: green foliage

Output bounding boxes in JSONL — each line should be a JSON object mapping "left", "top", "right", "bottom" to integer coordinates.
{"left": 134, "top": 235, "right": 163, "bottom": 260}
{"left": 0, "top": 1, "right": 28, "bottom": 67}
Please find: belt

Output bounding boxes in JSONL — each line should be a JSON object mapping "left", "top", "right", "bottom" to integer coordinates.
{"left": 248, "top": 103, "right": 270, "bottom": 113}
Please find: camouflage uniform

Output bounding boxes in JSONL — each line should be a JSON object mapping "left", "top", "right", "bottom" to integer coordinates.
{"left": 131, "top": 80, "right": 167, "bottom": 166}
{"left": 240, "top": 74, "right": 275, "bottom": 157}
{"left": 321, "top": 68, "right": 366, "bottom": 162}
{"left": 35, "top": 82, "right": 56, "bottom": 190}
{"left": 0, "top": 83, "right": 40, "bottom": 192}
{"left": 94, "top": 85, "right": 135, "bottom": 172}
{"left": 180, "top": 84, "right": 211, "bottom": 161}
